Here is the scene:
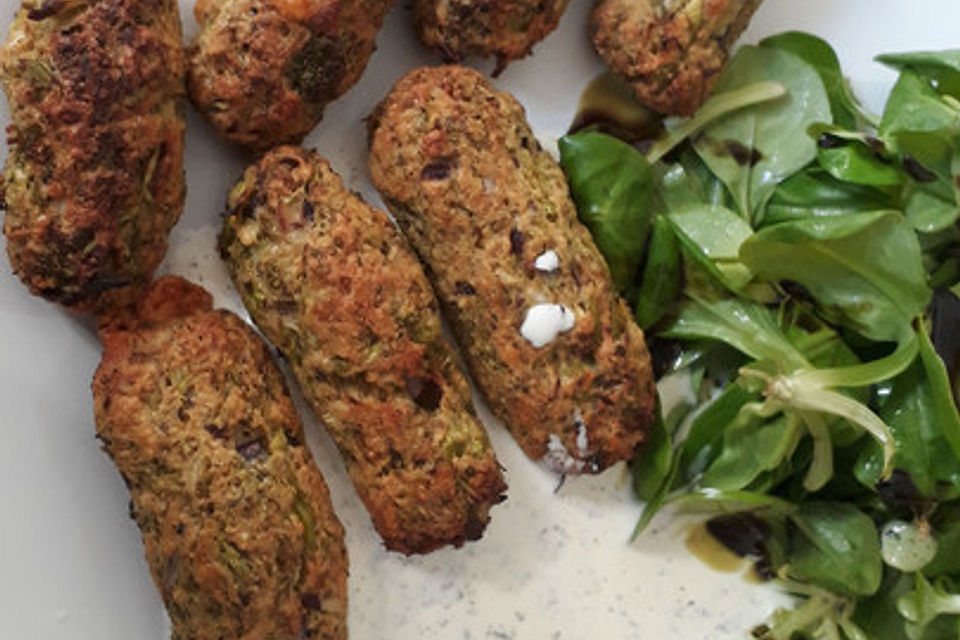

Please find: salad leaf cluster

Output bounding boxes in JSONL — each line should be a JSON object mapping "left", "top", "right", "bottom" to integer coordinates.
{"left": 560, "top": 33, "right": 960, "bottom": 640}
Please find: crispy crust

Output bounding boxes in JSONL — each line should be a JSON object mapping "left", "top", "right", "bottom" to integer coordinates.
{"left": 0, "top": 0, "right": 186, "bottom": 311}
{"left": 368, "top": 66, "right": 656, "bottom": 475}
{"left": 590, "top": 0, "right": 764, "bottom": 115}
{"left": 187, "top": 0, "right": 393, "bottom": 151}
{"left": 413, "top": 0, "right": 569, "bottom": 74}
{"left": 220, "top": 146, "right": 507, "bottom": 554}
{"left": 93, "top": 276, "right": 348, "bottom": 640}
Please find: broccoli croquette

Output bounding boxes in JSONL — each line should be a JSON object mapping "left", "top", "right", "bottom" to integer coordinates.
{"left": 590, "top": 0, "right": 764, "bottom": 115}
{"left": 0, "top": 0, "right": 186, "bottom": 310}
{"left": 368, "top": 66, "right": 656, "bottom": 475}
{"left": 414, "top": 0, "right": 569, "bottom": 74}
{"left": 188, "top": 0, "right": 393, "bottom": 151}
{"left": 220, "top": 146, "right": 507, "bottom": 554}
{"left": 93, "top": 276, "right": 348, "bottom": 640}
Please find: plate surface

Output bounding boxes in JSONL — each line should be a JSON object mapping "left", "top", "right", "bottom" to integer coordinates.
{"left": 0, "top": 1, "right": 957, "bottom": 638}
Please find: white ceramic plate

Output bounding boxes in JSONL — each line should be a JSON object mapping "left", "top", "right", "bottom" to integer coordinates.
{"left": 1, "top": 1, "right": 957, "bottom": 637}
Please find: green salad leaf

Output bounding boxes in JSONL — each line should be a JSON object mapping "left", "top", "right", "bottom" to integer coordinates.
{"left": 880, "top": 70, "right": 960, "bottom": 138}
{"left": 856, "top": 328, "right": 960, "bottom": 497}
{"left": 740, "top": 210, "right": 931, "bottom": 342}
{"left": 906, "top": 182, "right": 960, "bottom": 234}
{"left": 810, "top": 125, "right": 905, "bottom": 187}
{"left": 677, "top": 383, "right": 758, "bottom": 482}
{"left": 558, "top": 132, "right": 655, "bottom": 293}
{"left": 561, "top": 31, "right": 960, "bottom": 640}
{"left": 634, "top": 215, "right": 682, "bottom": 329}
{"left": 662, "top": 296, "right": 808, "bottom": 367}
{"left": 700, "top": 413, "right": 802, "bottom": 491}
{"left": 668, "top": 204, "right": 754, "bottom": 291}
{"left": 761, "top": 31, "right": 874, "bottom": 128}
{"left": 631, "top": 401, "right": 672, "bottom": 502}
{"left": 852, "top": 572, "right": 917, "bottom": 640}
{"left": 925, "top": 508, "right": 960, "bottom": 578}
{"left": 764, "top": 166, "right": 898, "bottom": 225}
{"left": 658, "top": 147, "right": 732, "bottom": 210}
{"left": 672, "top": 489, "right": 797, "bottom": 518}
{"left": 870, "top": 64, "right": 960, "bottom": 242}
{"left": 877, "top": 50, "right": 960, "bottom": 101}
{"left": 787, "top": 502, "right": 884, "bottom": 597}
{"left": 693, "top": 45, "right": 832, "bottom": 222}
{"left": 818, "top": 142, "right": 904, "bottom": 187}
{"left": 646, "top": 81, "right": 787, "bottom": 163}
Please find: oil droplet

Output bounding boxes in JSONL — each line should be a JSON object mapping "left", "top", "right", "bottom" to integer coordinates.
{"left": 881, "top": 519, "right": 938, "bottom": 572}
{"left": 569, "top": 72, "right": 663, "bottom": 144}
{"left": 685, "top": 522, "right": 748, "bottom": 573}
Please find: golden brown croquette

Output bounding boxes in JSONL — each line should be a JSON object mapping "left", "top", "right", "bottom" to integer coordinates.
{"left": 0, "top": 0, "right": 186, "bottom": 310}
{"left": 220, "top": 146, "right": 507, "bottom": 554}
{"left": 590, "top": 0, "right": 764, "bottom": 115}
{"left": 93, "top": 276, "right": 348, "bottom": 640}
{"left": 368, "top": 66, "right": 656, "bottom": 475}
{"left": 187, "top": 0, "right": 394, "bottom": 151}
